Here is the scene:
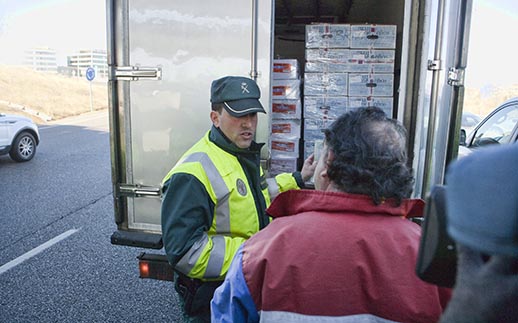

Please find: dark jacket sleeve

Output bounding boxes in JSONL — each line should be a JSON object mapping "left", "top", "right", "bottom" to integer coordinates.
{"left": 161, "top": 173, "right": 215, "bottom": 267}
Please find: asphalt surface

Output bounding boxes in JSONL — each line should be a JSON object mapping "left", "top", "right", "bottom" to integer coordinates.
{"left": 0, "top": 110, "right": 185, "bottom": 322}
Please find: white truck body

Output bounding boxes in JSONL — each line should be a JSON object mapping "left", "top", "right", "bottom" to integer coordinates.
{"left": 106, "top": 0, "right": 472, "bottom": 248}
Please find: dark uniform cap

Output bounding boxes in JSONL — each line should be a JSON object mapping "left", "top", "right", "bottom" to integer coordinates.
{"left": 210, "top": 76, "right": 266, "bottom": 117}
{"left": 446, "top": 144, "right": 518, "bottom": 256}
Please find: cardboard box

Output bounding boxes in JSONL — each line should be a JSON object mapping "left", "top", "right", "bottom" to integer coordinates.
{"left": 350, "top": 24, "right": 397, "bottom": 49}
{"left": 303, "top": 118, "right": 334, "bottom": 141}
{"left": 304, "top": 96, "right": 348, "bottom": 120}
{"left": 305, "top": 61, "right": 349, "bottom": 73}
{"left": 348, "top": 73, "right": 393, "bottom": 97}
{"left": 272, "top": 79, "right": 301, "bottom": 100}
{"left": 305, "top": 48, "right": 350, "bottom": 72}
{"left": 304, "top": 73, "right": 348, "bottom": 96}
{"left": 271, "top": 119, "right": 301, "bottom": 139}
{"left": 348, "top": 96, "right": 394, "bottom": 117}
{"left": 269, "top": 157, "right": 298, "bottom": 177}
{"left": 304, "top": 140, "right": 315, "bottom": 160}
{"left": 273, "top": 59, "right": 299, "bottom": 80}
{"left": 271, "top": 99, "right": 301, "bottom": 119}
{"left": 348, "top": 49, "right": 395, "bottom": 73}
{"left": 306, "top": 24, "right": 351, "bottom": 48}
{"left": 271, "top": 138, "right": 299, "bottom": 158}
{"left": 306, "top": 48, "right": 350, "bottom": 62}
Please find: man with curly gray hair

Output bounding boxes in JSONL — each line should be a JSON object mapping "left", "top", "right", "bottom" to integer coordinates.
{"left": 211, "top": 106, "right": 451, "bottom": 322}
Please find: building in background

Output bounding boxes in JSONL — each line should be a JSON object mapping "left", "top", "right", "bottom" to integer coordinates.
{"left": 67, "top": 49, "right": 108, "bottom": 79}
{"left": 24, "top": 47, "right": 58, "bottom": 73}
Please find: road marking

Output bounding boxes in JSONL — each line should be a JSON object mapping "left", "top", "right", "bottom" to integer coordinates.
{"left": 0, "top": 228, "right": 80, "bottom": 275}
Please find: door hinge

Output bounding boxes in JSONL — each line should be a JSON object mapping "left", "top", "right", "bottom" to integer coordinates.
{"left": 114, "top": 66, "right": 162, "bottom": 81}
{"left": 118, "top": 184, "right": 162, "bottom": 198}
{"left": 447, "top": 67, "right": 465, "bottom": 87}
{"left": 427, "top": 59, "right": 441, "bottom": 71}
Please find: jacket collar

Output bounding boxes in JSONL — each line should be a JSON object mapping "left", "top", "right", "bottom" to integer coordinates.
{"left": 266, "top": 189, "right": 425, "bottom": 219}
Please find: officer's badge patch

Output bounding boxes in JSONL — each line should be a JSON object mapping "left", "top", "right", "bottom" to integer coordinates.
{"left": 236, "top": 179, "right": 247, "bottom": 196}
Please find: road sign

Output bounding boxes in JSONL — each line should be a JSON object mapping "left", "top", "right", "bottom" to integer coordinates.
{"left": 86, "top": 67, "right": 96, "bottom": 81}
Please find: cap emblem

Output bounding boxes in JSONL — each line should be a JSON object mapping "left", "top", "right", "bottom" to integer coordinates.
{"left": 241, "top": 82, "right": 250, "bottom": 94}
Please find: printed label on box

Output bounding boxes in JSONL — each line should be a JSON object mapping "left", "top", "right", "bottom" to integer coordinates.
{"left": 306, "top": 24, "right": 351, "bottom": 48}
{"left": 273, "top": 63, "right": 291, "bottom": 73}
{"left": 273, "top": 59, "right": 299, "bottom": 80}
{"left": 272, "top": 140, "right": 295, "bottom": 152}
{"left": 350, "top": 24, "right": 397, "bottom": 49}
{"left": 272, "top": 79, "right": 301, "bottom": 99}
{"left": 348, "top": 96, "right": 393, "bottom": 117}
{"left": 348, "top": 73, "right": 393, "bottom": 97}
{"left": 271, "top": 120, "right": 301, "bottom": 139}
{"left": 271, "top": 138, "right": 299, "bottom": 158}
{"left": 347, "top": 49, "right": 395, "bottom": 73}
{"left": 271, "top": 99, "right": 301, "bottom": 119}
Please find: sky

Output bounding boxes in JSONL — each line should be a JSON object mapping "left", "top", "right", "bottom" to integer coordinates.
{"left": 0, "top": 0, "right": 516, "bottom": 89}
{"left": 0, "top": 0, "right": 106, "bottom": 65}
{"left": 464, "top": 0, "right": 518, "bottom": 89}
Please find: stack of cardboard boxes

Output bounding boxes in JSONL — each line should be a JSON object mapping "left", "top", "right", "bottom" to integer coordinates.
{"left": 268, "top": 59, "right": 302, "bottom": 176}
{"left": 348, "top": 24, "right": 396, "bottom": 116}
{"left": 303, "top": 23, "right": 396, "bottom": 160}
{"left": 304, "top": 24, "right": 351, "bottom": 160}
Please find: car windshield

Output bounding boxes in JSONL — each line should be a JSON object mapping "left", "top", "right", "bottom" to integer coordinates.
{"left": 472, "top": 104, "right": 518, "bottom": 147}
{"left": 462, "top": 113, "right": 481, "bottom": 128}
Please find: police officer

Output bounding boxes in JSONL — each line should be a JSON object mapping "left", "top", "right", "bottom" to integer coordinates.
{"left": 161, "top": 76, "right": 316, "bottom": 322}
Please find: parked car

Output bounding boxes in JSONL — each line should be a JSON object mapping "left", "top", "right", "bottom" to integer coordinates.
{"left": 0, "top": 113, "right": 40, "bottom": 162}
{"left": 461, "top": 111, "right": 482, "bottom": 135}
{"left": 459, "top": 97, "right": 518, "bottom": 158}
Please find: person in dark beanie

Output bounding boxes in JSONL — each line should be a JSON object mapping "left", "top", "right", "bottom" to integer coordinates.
{"left": 161, "top": 76, "right": 315, "bottom": 322}
{"left": 439, "top": 144, "right": 518, "bottom": 323}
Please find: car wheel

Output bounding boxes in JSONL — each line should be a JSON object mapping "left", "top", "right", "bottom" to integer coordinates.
{"left": 9, "top": 131, "right": 37, "bottom": 162}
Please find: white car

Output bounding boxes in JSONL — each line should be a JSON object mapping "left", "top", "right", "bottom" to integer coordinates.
{"left": 0, "top": 113, "right": 40, "bottom": 162}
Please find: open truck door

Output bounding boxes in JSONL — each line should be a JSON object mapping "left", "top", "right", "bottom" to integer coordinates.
{"left": 410, "top": 0, "right": 473, "bottom": 198}
{"left": 106, "top": 0, "right": 273, "bottom": 252}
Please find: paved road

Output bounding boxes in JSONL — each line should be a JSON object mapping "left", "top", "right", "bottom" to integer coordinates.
{"left": 0, "top": 110, "right": 184, "bottom": 322}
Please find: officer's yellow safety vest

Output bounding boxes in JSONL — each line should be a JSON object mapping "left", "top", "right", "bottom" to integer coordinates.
{"left": 162, "top": 131, "right": 298, "bottom": 280}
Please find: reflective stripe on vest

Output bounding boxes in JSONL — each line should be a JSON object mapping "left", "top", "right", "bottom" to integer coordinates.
{"left": 175, "top": 234, "right": 226, "bottom": 279}
{"left": 183, "top": 152, "right": 231, "bottom": 233}
{"left": 174, "top": 152, "right": 230, "bottom": 278}
{"left": 205, "top": 235, "right": 226, "bottom": 278}
{"left": 176, "top": 234, "right": 209, "bottom": 274}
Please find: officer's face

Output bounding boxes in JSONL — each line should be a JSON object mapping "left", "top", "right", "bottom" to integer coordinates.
{"left": 211, "top": 109, "right": 258, "bottom": 149}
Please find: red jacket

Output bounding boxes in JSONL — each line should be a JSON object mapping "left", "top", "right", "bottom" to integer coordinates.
{"left": 212, "top": 189, "right": 451, "bottom": 322}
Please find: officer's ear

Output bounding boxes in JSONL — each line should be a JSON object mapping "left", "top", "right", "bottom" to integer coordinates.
{"left": 210, "top": 110, "right": 220, "bottom": 127}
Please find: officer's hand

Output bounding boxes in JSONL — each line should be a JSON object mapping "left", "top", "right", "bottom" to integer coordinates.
{"left": 439, "top": 244, "right": 518, "bottom": 323}
{"left": 301, "top": 154, "right": 317, "bottom": 182}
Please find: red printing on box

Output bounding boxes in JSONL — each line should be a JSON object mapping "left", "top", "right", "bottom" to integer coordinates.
{"left": 272, "top": 103, "right": 296, "bottom": 113}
